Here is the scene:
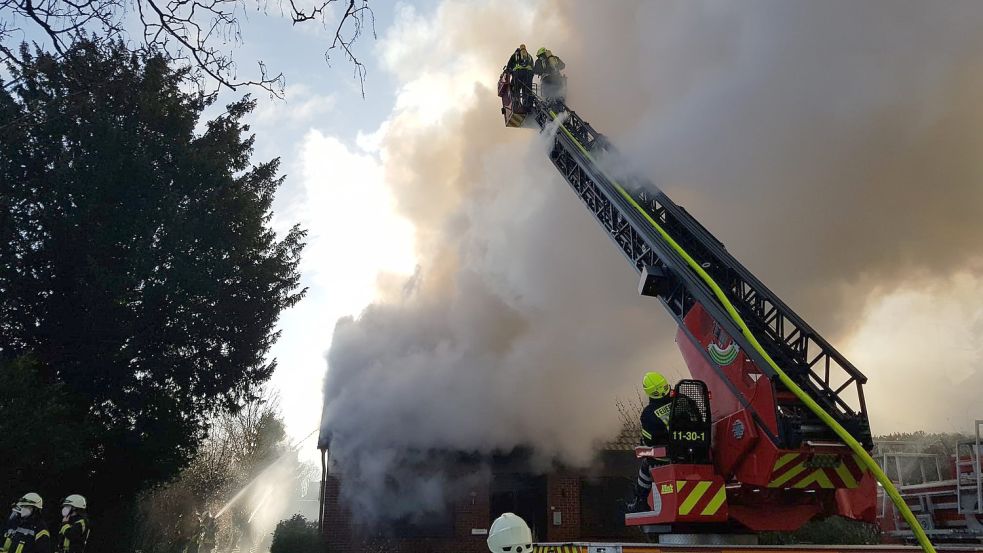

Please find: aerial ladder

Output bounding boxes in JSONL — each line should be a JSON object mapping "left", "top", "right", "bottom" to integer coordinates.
{"left": 497, "top": 71, "right": 935, "bottom": 553}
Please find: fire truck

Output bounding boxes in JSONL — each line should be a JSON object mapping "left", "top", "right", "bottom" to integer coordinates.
{"left": 496, "top": 68, "right": 940, "bottom": 553}
{"left": 876, "top": 422, "right": 983, "bottom": 544}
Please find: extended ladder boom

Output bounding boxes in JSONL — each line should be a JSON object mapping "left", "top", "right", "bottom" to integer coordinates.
{"left": 498, "top": 71, "right": 936, "bottom": 552}
{"left": 526, "top": 95, "right": 870, "bottom": 449}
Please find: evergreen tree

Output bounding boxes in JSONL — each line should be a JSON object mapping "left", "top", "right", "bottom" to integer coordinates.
{"left": 0, "top": 40, "right": 306, "bottom": 549}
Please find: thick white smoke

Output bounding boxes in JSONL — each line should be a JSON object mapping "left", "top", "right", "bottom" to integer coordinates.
{"left": 320, "top": 0, "right": 983, "bottom": 522}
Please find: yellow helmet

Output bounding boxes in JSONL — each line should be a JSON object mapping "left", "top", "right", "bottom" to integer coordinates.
{"left": 536, "top": 47, "right": 547, "bottom": 57}
{"left": 643, "top": 372, "right": 670, "bottom": 398}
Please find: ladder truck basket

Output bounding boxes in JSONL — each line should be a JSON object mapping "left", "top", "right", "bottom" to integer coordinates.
{"left": 668, "top": 380, "right": 712, "bottom": 465}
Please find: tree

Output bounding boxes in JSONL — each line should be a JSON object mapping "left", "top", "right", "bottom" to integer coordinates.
{"left": 134, "top": 394, "right": 298, "bottom": 553}
{"left": 616, "top": 391, "right": 647, "bottom": 440}
{"left": 0, "top": 0, "right": 374, "bottom": 95}
{"left": 0, "top": 39, "right": 305, "bottom": 550}
{"left": 0, "top": 355, "right": 91, "bottom": 511}
{"left": 270, "top": 515, "right": 325, "bottom": 553}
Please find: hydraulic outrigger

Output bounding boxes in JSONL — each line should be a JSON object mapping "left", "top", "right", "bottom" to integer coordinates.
{"left": 497, "top": 72, "right": 936, "bottom": 553}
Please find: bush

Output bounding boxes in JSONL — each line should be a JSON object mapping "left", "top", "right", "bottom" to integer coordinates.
{"left": 270, "top": 515, "right": 325, "bottom": 553}
{"left": 760, "top": 516, "right": 880, "bottom": 545}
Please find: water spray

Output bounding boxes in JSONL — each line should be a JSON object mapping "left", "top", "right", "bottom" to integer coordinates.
{"left": 214, "top": 429, "right": 317, "bottom": 519}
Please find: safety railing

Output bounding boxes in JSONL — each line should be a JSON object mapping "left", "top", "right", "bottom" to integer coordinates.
{"left": 956, "top": 419, "right": 983, "bottom": 515}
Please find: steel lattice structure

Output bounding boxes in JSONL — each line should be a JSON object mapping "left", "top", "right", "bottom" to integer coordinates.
{"left": 529, "top": 96, "right": 871, "bottom": 450}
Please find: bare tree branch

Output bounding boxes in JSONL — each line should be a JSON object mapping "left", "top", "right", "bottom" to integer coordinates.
{"left": 616, "top": 390, "right": 646, "bottom": 441}
{"left": 325, "top": 0, "right": 373, "bottom": 97}
{"left": 0, "top": 0, "right": 373, "bottom": 97}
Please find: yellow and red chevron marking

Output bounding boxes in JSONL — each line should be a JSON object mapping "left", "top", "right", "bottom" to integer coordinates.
{"left": 767, "top": 452, "right": 866, "bottom": 489}
{"left": 675, "top": 479, "right": 727, "bottom": 517}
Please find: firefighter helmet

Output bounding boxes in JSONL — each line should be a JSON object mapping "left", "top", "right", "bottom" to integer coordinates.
{"left": 643, "top": 372, "right": 670, "bottom": 398}
{"left": 62, "top": 495, "right": 87, "bottom": 510}
{"left": 536, "top": 47, "right": 547, "bottom": 57}
{"left": 487, "top": 512, "right": 533, "bottom": 553}
{"left": 16, "top": 493, "right": 43, "bottom": 509}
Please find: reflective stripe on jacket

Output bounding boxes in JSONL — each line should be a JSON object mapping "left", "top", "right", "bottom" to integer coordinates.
{"left": 510, "top": 50, "right": 533, "bottom": 71}
{"left": 2, "top": 523, "right": 51, "bottom": 553}
{"left": 640, "top": 395, "right": 672, "bottom": 446}
{"left": 57, "top": 517, "right": 88, "bottom": 553}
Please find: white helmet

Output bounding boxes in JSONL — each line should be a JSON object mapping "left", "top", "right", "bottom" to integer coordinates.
{"left": 63, "top": 495, "right": 87, "bottom": 510}
{"left": 487, "top": 513, "right": 533, "bottom": 553}
{"left": 16, "top": 493, "right": 43, "bottom": 510}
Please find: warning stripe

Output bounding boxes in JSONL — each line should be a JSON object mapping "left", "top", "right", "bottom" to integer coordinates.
{"left": 768, "top": 452, "right": 867, "bottom": 489}
{"left": 700, "top": 485, "right": 727, "bottom": 516}
{"left": 834, "top": 458, "right": 859, "bottom": 488}
{"left": 675, "top": 480, "right": 726, "bottom": 517}
{"left": 533, "top": 546, "right": 580, "bottom": 553}
{"left": 679, "top": 480, "right": 712, "bottom": 515}
{"left": 773, "top": 452, "right": 801, "bottom": 471}
{"left": 692, "top": 482, "right": 725, "bottom": 516}
{"left": 769, "top": 460, "right": 809, "bottom": 487}
{"left": 793, "top": 468, "right": 835, "bottom": 489}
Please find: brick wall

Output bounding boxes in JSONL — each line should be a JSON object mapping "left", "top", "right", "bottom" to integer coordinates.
{"left": 546, "top": 474, "right": 582, "bottom": 542}
{"left": 320, "top": 452, "right": 633, "bottom": 551}
{"left": 453, "top": 484, "right": 491, "bottom": 553}
{"left": 321, "top": 475, "right": 354, "bottom": 552}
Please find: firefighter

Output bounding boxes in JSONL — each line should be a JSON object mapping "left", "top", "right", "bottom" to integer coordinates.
{"left": 197, "top": 512, "right": 216, "bottom": 553}
{"left": 180, "top": 512, "right": 201, "bottom": 553}
{"left": 56, "top": 495, "right": 89, "bottom": 553}
{"left": 505, "top": 44, "right": 534, "bottom": 109}
{"left": 628, "top": 372, "right": 673, "bottom": 512}
{"left": 2, "top": 493, "right": 51, "bottom": 553}
{"left": 532, "top": 47, "right": 548, "bottom": 76}
{"left": 533, "top": 47, "right": 566, "bottom": 101}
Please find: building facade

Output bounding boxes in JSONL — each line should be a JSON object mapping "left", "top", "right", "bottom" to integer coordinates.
{"left": 317, "top": 447, "right": 640, "bottom": 552}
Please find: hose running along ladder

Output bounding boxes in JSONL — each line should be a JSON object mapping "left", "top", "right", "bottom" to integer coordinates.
{"left": 504, "top": 82, "right": 935, "bottom": 553}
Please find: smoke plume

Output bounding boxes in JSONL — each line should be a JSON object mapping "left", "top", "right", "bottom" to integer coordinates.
{"left": 320, "top": 0, "right": 983, "bottom": 522}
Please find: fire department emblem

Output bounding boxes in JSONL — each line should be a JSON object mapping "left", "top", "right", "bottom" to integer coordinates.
{"left": 708, "top": 322, "right": 740, "bottom": 366}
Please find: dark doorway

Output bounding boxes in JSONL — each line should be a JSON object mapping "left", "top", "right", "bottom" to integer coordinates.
{"left": 581, "top": 476, "right": 636, "bottom": 540}
{"left": 490, "top": 473, "right": 548, "bottom": 541}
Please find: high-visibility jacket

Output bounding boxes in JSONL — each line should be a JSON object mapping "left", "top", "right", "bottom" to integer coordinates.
{"left": 1, "top": 517, "right": 51, "bottom": 553}
{"left": 534, "top": 55, "right": 566, "bottom": 78}
{"left": 507, "top": 49, "right": 533, "bottom": 71}
{"left": 640, "top": 395, "right": 672, "bottom": 446}
{"left": 56, "top": 515, "right": 88, "bottom": 553}
{"left": 547, "top": 55, "right": 565, "bottom": 74}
